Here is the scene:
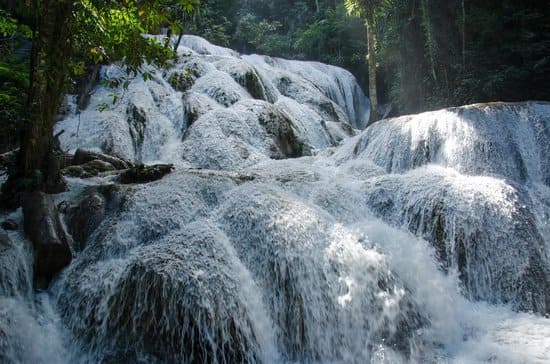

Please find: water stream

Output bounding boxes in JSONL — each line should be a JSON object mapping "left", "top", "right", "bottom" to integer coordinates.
{"left": 0, "top": 35, "right": 548, "bottom": 363}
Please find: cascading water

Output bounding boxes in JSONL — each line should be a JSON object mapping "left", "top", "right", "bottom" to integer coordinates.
{"left": 1, "top": 36, "right": 548, "bottom": 363}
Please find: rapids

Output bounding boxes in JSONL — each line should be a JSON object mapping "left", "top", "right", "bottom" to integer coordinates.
{"left": 1, "top": 35, "right": 548, "bottom": 363}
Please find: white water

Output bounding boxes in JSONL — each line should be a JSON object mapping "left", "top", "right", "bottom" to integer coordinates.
{"left": 1, "top": 36, "right": 548, "bottom": 363}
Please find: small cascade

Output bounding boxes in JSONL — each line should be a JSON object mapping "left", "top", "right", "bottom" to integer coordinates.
{"left": 243, "top": 55, "right": 371, "bottom": 129}
{"left": 216, "top": 185, "right": 426, "bottom": 362}
{"left": 0, "top": 228, "right": 32, "bottom": 299}
{"left": 334, "top": 102, "right": 550, "bottom": 313}
{"left": 0, "top": 224, "right": 69, "bottom": 364}
{"left": 349, "top": 103, "right": 550, "bottom": 185}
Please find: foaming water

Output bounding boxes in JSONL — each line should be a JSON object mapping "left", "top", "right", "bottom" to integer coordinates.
{"left": 0, "top": 294, "right": 70, "bottom": 364}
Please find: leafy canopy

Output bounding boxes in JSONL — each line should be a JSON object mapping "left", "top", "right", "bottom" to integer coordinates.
{"left": 68, "top": 0, "right": 200, "bottom": 74}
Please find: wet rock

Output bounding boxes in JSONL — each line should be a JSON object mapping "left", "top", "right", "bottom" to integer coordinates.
{"left": 257, "top": 106, "right": 304, "bottom": 158}
{"left": 66, "top": 191, "right": 107, "bottom": 250}
{"left": 215, "top": 58, "right": 277, "bottom": 103}
{"left": 126, "top": 104, "right": 147, "bottom": 160}
{"left": 119, "top": 164, "right": 174, "bottom": 184}
{"left": 191, "top": 70, "right": 250, "bottom": 107}
{"left": 166, "top": 54, "right": 211, "bottom": 93}
{"left": 63, "top": 166, "right": 87, "bottom": 178}
{"left": 168, "top": 70, "right": 196, "bottom": 92}
{"left": 63, "top": 159, "right": 116, "bottom": 178}
{"left": 362, "top": 171, "right": 549, "bottom": 314}
{"left": 1, "top": 219, "right": 18, "bottom": 231}
{"left": 273, "top": 74, "right": 348, "bottom": 124}
{"left": 22, "top": 192, "right": 72, "bottom": 287}
{"left": 183, "top": 92, "right": 218, "bottom": 126}
{"left": 72, "top": 149, "right": 133, "bottom": 170}
{"left": 57, "top": 226, "right": 262, "bottom": 363}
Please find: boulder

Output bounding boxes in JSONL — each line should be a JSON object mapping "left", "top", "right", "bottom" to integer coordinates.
{"left": 63, "top": 159, "right": 116, "bottom": 178}
{"left": 72, "top": 149, "right": 133, "bottom": 170}
{"left": 22, "top": 192, "right": 72, "bottom": 287}
{"left": 126, "top": 104, "right": 147, "bottom": 159}
{"left": 66, "top": 191, "right": 107, "bottom": 250}
{"left": 257, "top": 106, "right": 304, "bottom": 158}
{"left": 214, "top": 58, "right": 277, "bottom": 103}
{"left": 119, "top": 164, "right": 174, "bottom": 184}
{"left": 168, "top": 70, "right": 196, "bottom": 92}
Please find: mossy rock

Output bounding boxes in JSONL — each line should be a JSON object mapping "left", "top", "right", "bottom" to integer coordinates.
{"left": 63, "top": 159, "right": 116, "bottom": 178}
{"left": 169, "top": 71, "right": 195, "bottom": 92}
{"left": 119, "top": 164, "right": 174, "bottom": 184}
{"left": 72, "top": 149, "right": 133, "bottom": 170}
{"left": 257, "top": 107, "right": 305, "bottom": 159}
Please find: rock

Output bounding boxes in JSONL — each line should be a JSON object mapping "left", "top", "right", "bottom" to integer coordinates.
{"left": 183, "top": 92, "right": 218, "bottom": 126}
{"left": 119, "top": 164, "right": 174, "bottom": 184}
{"left": 66, "top": 191, "right": 107, "bottom": 250}
{"left": 57, "top": 226, "right": 262, "bottom": 363}
{"left": 126, "top": 104, "right": 147, "bottom": 159}
{"left": 72, "top": 149, "right": 133, "bottom": 170}
{"left": 1, "top": 219, "right": 18, "bottom": 231}
{"left": 191, "top": 70, "right": 250, "bottom": 107}
{"left": 166, "top": 54, "right": 210, "bottom": 92}
{"left": 257, "top": 106, "right": 304, "bottom": 158}
{"left": 22, "top": 192, "right": 72, "bottom": 287}
{"left": 63, "top": 159, "right": 116, "bottom": 178}
{"left": 0, "top": 149, "right": 17, "bottom": 171}
{"left": 214, "top": 58, "right": 277, "bottom": 103}
{"left": 168, "top": 70, "right": 196, "bottom": 92}
{"left": 63, "top": 165, "right": 87, "bottom": 178}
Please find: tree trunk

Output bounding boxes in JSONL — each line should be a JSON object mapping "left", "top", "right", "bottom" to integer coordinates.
{"left": 17, "top": 1, "right": 74, "bottom": 193}
{"left": 421, "top": 0, "right": 438, "bottom": 85}
{"left": 366, "top": 18, "right": 378, "bottom": 125}
{"left": 174, "top": 31, "right": 184, "bottom": 52}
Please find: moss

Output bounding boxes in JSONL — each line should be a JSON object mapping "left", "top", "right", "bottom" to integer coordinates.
{"left": 119, "top": 164, "right": 174, "bottom": 184}
{"left": 291, "top": 140, "right": 304, "bottom": 157}
{"left": 243, "top": 70, "right": 267, "bottom": 101}
{"left": 168, "top": 71, "right": 195, "bottom": 92}
{"left": 63, "top": 159, "right": 116, "bottom": 178}
{"left": 257, "top": 107, "right": 304, "bottom": 159}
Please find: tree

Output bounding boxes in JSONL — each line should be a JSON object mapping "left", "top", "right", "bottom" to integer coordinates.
{"left": 345, "top": 0, "right": 382, "bottom": 124}
{"left": 1, "top": 0, "right": 198, "bottom": 204}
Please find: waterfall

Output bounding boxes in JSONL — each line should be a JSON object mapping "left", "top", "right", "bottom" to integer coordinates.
{"left": 1, "top": 36, "right": 548, "bottom": 363}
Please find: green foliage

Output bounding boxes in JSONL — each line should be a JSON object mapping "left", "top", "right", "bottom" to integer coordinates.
{"left": 189, "top": 0, "right": 235, "bottom": 46}
{"left": 0, "top": 9, "right": 17, "bottom": 36}
{"left": 375, "top": 0, "right": 550, "bottom": 114}
{"left": 0, "top": 9, "right": 31, "bottom": 153}
{"left": 295, "top": 4, "right": 368, "bottom": 82}
{"left": 73, "top": 1, "right": 199, "bottom": 73}
{"left": 234, "top": 13, "right": 286, "bottom": 55}
{"left": 0, "top": 10, "right": 30, "bottom": 38}
{"left": 0, "top": 57, "right": 28, "bottom": 150}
